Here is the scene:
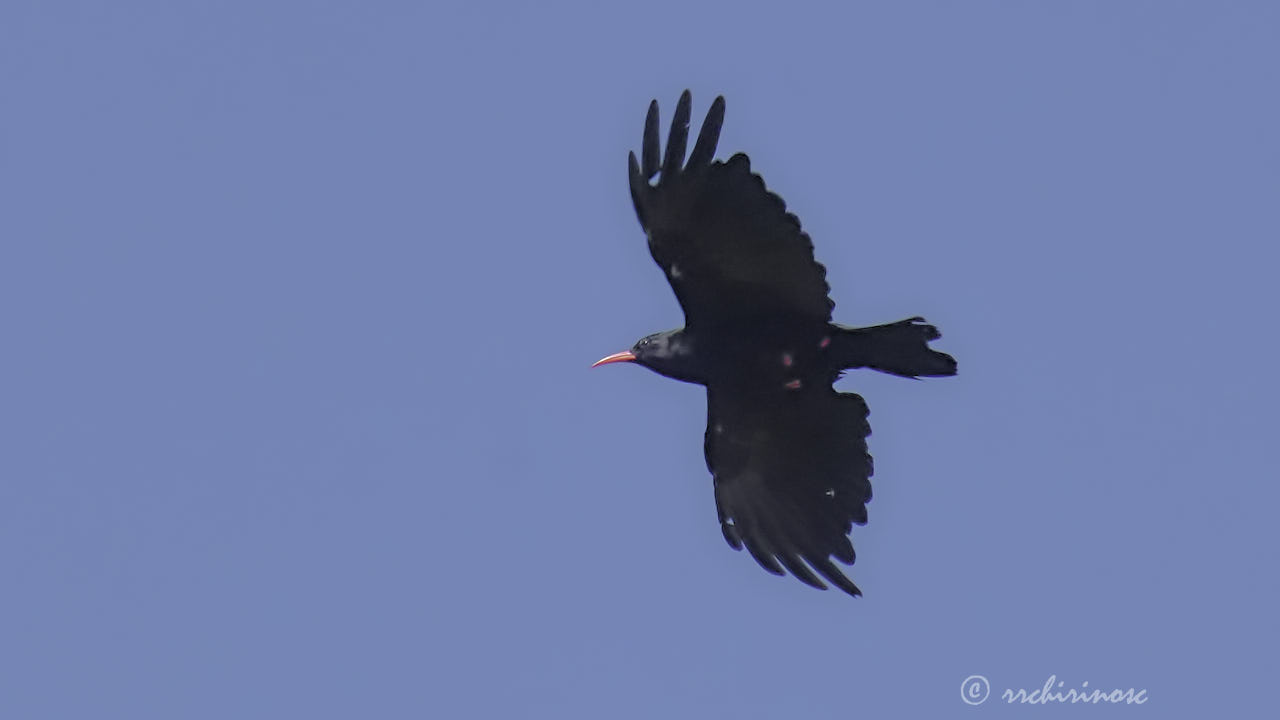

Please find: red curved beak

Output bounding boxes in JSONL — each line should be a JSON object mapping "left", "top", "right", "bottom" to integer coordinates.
{"left": 591, "top": 350, "right": 636, "bottom": 368}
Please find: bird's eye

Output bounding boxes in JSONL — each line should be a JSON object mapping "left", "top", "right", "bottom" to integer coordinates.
{"left": 640, "top": 338, "right": 650, "bottom": 347}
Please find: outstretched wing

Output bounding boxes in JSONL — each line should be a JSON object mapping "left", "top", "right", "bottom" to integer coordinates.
{"left": 705, "top": 384, "right": 873, "bottom": 597}
{"left": 628, "top": 91, "right": 835, "bottom": 329}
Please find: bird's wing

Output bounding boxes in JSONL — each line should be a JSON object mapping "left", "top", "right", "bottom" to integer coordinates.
{"left": 628, "top": 91, "right": 835, "bottom": 328}
{"left": 705, "top": 383, "right": 873, "bottom": 596}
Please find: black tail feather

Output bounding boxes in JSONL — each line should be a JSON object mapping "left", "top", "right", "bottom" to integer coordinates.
{"left": 834, "top": 317, "right": 957, "bottom": 378}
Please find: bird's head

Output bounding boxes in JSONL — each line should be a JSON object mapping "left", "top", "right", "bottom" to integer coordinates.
{"left": 592, "top": 329, "right": 702, "bottom": 384}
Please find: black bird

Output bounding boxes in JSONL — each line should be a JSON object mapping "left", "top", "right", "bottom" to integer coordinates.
{"left": 594, "top": 91, "right": 956, "bottom": 597}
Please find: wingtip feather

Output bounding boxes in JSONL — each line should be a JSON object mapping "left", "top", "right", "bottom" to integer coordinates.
{"left": 662, "top": 91, "right": 692, "bottom": 178}
{"left": 687, "top": 95, "right": 725, "bottom": 169}
{"left": 720, "top": 520, "right": 743, "bottom": 550}
{"left": 809, "top": 555, "right": 862, "bottom": 597}
{"left": 776, "top": 554, "right": 828, "bottom": 591}
{"left": 642, "top": 100, "right": 660, "bottom": 180}
{"left": 742, "top": 535, "right": 787, "bottom": 576}
{"left": 628, "top": 151, "right": 647, "bottom": 225}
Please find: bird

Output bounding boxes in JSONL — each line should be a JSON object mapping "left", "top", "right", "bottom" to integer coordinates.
{"left": 593, "top": 91, "right": 956, "bottom": 597}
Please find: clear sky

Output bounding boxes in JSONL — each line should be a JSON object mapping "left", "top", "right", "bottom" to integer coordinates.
{"left": 3, "top": 1, "right": 1277, "bottom": 717}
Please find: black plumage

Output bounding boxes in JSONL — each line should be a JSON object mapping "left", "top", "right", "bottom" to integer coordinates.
{"left": 595, "top": 91, "right": 956, "bottom": 597}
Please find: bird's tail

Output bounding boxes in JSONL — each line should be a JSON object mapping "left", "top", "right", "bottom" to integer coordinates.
{"left": 832, "top": 317, "right": 957, "bottom": 378}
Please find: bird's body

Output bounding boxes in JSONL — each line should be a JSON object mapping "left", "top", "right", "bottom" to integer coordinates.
{"left": 595, "top": 92, "right": 955, "bottom": 597}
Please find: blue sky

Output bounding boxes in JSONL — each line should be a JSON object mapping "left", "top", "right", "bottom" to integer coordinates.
{"left": 3, "top": 1, "right": 1277, "bottom": 717}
